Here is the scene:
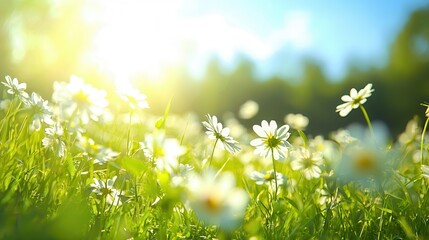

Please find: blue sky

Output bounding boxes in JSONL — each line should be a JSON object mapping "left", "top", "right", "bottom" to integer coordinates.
{"left": 89, "top": 0, "right": 428, "bottom": 81}
{"left": 175, "top": 0, "right": 428, "bottom": 80}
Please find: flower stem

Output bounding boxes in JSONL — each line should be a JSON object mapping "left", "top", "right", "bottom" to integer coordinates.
{"left": 421, "top": 117, "right": 429, "bottom": 164}
{"left": 208, "top": 138, "right": 218, "bottom": 169}
{"left": 271, "top": 148, "right": 278, "bottom": 201}
{"left": 359, "top": 105, "right": 374, "bottom": 137}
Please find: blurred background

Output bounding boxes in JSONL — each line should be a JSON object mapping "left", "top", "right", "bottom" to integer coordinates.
{"left": 1, "top": 0, "right": 429, "bottom": 136}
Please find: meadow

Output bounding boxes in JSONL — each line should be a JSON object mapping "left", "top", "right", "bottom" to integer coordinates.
{"left": 0, "top": 75, "right": 429, "bottom": 239}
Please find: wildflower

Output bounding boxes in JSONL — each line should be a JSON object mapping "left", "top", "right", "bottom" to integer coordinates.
{"left": 336, "top": 83, "right": 374, "bottom": 117}
{"left": 2, "top": 75, "right": 29, "bottom": 101}
{"left": 284, "top": 113, "right": 309, "bottom": 131}
{"left": 52, "top": 76, "right": 108, "bottom": 124}
{"left": 186, "top": 171, "right": 248, "bottom": 231}
{"left": 290, "top": 147, "right": 323, "bottom": 180}
{"left": 90, "top": 176, "right": 121, "bottom": 206}
{"left": 335, "top": 123, "right": 391, "bottom": 185}
{"left": 140, "top": 134, "right": 186, "bottom": 174}
{"left": 345, "top": 147, "right": 379, "bottom": 176}
{"left": 316, "top": 184, "right": 339, "bottom": 206}
{"left": 153, "top": 138, "right": 186, "bottom": 173}
{"left": 202, "top": 114, "right": 240, "bottom": 154}
{"left": 42, "top": 123, "right": 66, "bottom": 157}
{"left": 331, "top": 129, "right": 357, "bottom": 146}
{"left": 26, "top": 92, "right": 54, "bottom": 131}
{"left": 316, "top": 187, "right": 330, "bottom": 205}
{"left": 309, "top": 136, "right": 340, "bottom": 164}
{"left": 77, "top": 135, "right": 119, "bottom": 164}
{"left": 239, "top": 100, "right": 259, "bottom": 119}
{"left": 249, "top": 169, "right": 285, "bottom": 192}
{"left": 398, "top": 117, "right": 420, "bottom": 146}
{"left": 117, "top": 83, "right": 149, "bottom": 110}
{"left": 91, "top": 176, "right": 117, "bottom": 195}
{"left": 250, "top": 120, "right": 291, "bottom": 161}
{"left": 171, "top": 164, "right": 194, "bottom": 187}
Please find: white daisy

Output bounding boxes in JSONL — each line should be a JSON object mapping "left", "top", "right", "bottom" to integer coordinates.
{"left": 290, "top": 147, "right": 323, "bottom": 180}
{"left": 140, "top": 134, "right": 186, "bottom": 174}
{"left": 26, "top": 92, "right": 54, "bottom": 131}
{"left": 202, "top": 114, "right": 240, "bottom": 154}
{"left": 336, "top": 83, "right": 374, "bottom": 117}
{"left": 2, "top": 75, "right": 29, "bottom": 101}
{"left": 117, "top": 83, "right": 149, "bottom": 110}
{"left": 52, "top": 76, "right": 108, "bottom": 124}
{"left": 250, "top": 170, "right": 284, "bottom": 185}
{"left": 91, "top": 176, "right": 118, "bottom": 196}
{"left": 186, "top": 171, "right": 248, "bottom": 230}
{"left": 238, "top": 100, "right": 259, "bottom": 119}
{"left": 250, "top": 120, "right": 291, "bottom": 161}
{"left": 335, "top": 123, "right": 391, "bottom": 185}
{"left": 171, "top": 163, "right": 194, "bottom": 187}
{"left": 76, "top": 135, "right": 119, "bottom": 165}
{"left": 42, "top": 123, "right": 67, "bottom": 158}
{"left": 90, "top": 176, "right": 121, "bottom": 206}
{"left": 284, "top": 113, "right": 309, "bottom": 131}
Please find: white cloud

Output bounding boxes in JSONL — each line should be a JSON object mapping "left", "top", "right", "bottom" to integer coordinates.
{"left": 181, "top": 11, "right": 313, "bottom": 61}
{"left": 269, "top": 11, "right": 313, "bottom": 49}
{"left": 179, "top": 11, "right": 313, "bottom": 77}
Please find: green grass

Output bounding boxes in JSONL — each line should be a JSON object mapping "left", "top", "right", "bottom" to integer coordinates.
{"left": 0, "top": 78, "right": 429, "bottom": 239}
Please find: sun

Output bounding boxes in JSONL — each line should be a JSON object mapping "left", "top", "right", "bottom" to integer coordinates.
{"left": 88, "top": 0, "right": 184, "bottom": 82}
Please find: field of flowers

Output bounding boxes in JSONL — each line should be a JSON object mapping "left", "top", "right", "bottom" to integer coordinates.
{"left": 0, "top": 75, "right": 429, "bottom": 239}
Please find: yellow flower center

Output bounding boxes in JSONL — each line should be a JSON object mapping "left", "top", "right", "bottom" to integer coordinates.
{"left": 101, "top": 187, "right": 112, "bottom": 195}
{"left": 204, "top": 194, "right": 221, "bottom": 213}
{"left": 266, "top": 135, "right": 280, "bottom": 148}
{"left": 302, "top": 156, "right": 315, "bottom": 169}
{"left": 263, "top": 172, "right": 274, "bottom": 181}
{"left": 354, "top": 152, "right": 377, "bottom": 173}
{"left": 74, "top": 90, "right": 90, "bottom": 105}
{"left": 154, "top": 147, "right": 165, "bottom": 158}
{"left": 352, "top": 96, "right": 363, "bottom": 106}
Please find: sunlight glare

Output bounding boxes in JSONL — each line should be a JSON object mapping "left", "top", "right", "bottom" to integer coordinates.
{"left": 89, "top": 0, "right": 183, "bottom": 82}
{"left": 87, "top": 2, "right": 314, "bottom": 83}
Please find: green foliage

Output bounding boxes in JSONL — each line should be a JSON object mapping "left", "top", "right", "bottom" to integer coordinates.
{"left": 1, "top": 78, "right": 429, "bottom": 239}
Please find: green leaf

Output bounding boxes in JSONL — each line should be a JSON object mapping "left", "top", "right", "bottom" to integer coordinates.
{"left": 398, "top": 217, "right": 415, "bottom": 239}
{"left": 297, "top": 130, "right": 308, "bottom": 147}
{"left": 120, "top": 157, "right": 146, "bottom": 176}
{"left": 285, "top": 197, "right": 300, "bottom": 211}
{"left": 377, "top": 207, "right": 393, "bottom": 214}
{"left": 155, "top": 97, "right": 173, "bottom": 129}
{"left": 65, "top": 155, "right": 76, "bottom": 177}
